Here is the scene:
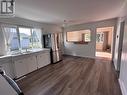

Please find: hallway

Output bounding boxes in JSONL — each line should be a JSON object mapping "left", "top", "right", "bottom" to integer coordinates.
{"left": 96, "top": 52, "right": 112, "bottom": 59}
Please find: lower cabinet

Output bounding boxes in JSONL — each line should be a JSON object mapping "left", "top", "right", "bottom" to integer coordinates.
{"left": 26, "top": 56, "right": 37, "bottom": 73}
{"left": 37, "top": 52, "right": 50, "bottom": 69}
{"left": 14, "top": 56, "right": 38, "bottom": 78}
{"left": 14, "top": 58, "right": 29, "bottom": 78}
{"left": 13, "top": 51, "right": 50, "bottom": 79}
{"left": 0, "top": 60, "right": 15, "bottom": 79}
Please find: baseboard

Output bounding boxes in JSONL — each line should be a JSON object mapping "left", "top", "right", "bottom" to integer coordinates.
{"left": 63, "top": 53, "right": 95, "bottom": 59}
{"left": 119, "top": 79, "right": 127, "bottom": 95}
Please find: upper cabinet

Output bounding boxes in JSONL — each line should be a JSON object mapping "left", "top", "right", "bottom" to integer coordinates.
{"left": 66, "top": 29, "right": 91, "bottom": 44}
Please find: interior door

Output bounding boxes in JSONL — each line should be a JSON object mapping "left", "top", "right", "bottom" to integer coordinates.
{"left": 117, "top": 21, "right": 125, "bottom": 71}
{"left": 119, "top": 19, "right": 127, "bottom": 83}
{"left": 114, "top": 21, "right": 125, "bottom": 71}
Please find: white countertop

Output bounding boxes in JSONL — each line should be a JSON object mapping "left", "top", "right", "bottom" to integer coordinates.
{"left": 0, "top": 48, "right": 50, "bottom": 59}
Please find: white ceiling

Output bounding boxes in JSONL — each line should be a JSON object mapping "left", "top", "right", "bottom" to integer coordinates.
{"left": 16, "top": 0, "right": 127, "bottom": 25}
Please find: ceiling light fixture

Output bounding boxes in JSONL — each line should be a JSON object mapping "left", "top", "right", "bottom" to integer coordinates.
{"left": 62, "top": 20, "right": 68, "bottom": 28}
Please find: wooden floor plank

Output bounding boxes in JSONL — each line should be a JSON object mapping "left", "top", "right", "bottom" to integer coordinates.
{"left": 17, "top": 55, "right": 122, "bottom": 95}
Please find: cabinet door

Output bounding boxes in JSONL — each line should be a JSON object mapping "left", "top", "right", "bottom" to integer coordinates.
{"left": 42, "top": 53, "right": 50, "bottom": 66}
{"left": 14, "top": 59, "right": 28, "bottom": 78}
{"left": 37, "top": 54, "right": 44, "bottom": 68}
{"left": 0, "top": 62, "right": 14, "bottom": 79}
{"left": 26, "top": 56, "right": 37, "bottom": 73}
{"left": 37, "top": 53, "right": 50, "bottom": 69}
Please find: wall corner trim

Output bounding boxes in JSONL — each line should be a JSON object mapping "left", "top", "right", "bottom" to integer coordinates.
{"left": 119, "top": 79, "right": 127, "bottom": 95}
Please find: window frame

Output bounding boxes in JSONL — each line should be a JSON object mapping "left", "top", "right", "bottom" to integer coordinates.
{"left": 10, "top": 26, "right": 42, "bottom": 51}
{"left": 18, "top": 26, "right": 33, "bottom": 50}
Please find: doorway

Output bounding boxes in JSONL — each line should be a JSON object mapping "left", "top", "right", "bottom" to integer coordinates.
{"left": 96, "top": 27, "right": 114, "bottom": 59}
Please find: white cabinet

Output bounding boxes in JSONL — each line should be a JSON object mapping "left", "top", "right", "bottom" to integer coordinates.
{"left": 14, "top": 58, "right": 28, "bottom": 78}
{"left": 37, "top": 52, "right": 50, "bottom": 69}
{"left": 26, "top": 56, "right": 37, "bottom": 73}
{"left": 0, "top": 50, "right": 50, "bottom": 79}
{"left": 13, "top": 50, "right": 50, "bottom": 78}
{"left": 14, "top": 55, "right": 38, "bottom": 78}
{"left": 0, "top": 61, "right": 15, "bottom": 79}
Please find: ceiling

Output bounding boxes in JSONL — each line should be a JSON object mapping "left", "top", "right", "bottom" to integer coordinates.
{"left": 16, "top": 0, "right": 127, "bottom": 25}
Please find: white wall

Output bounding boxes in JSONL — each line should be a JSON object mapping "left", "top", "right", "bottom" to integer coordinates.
{"left": 64, "top": 18, "right": 117, "bottom": 58}
{"left": 0, "top": 17, "right": 61, "bottom": 33}
{"left": 119, "top": 17, "right": 127, "bottom": 95}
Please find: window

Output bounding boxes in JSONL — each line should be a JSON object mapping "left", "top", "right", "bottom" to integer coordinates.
{"left": 10, "top": 29, "right": 20, "bottom": 51}
{"left": 96, "top": 33, "right": 104, "bottom": 43}
{"left": 32, "top": 29, "right": 42, "bottom": 48}
{"left": 2, "top": 26, "right": 19, "bottom": 51}
{"left": 19, "top": 27, "right": 32, "bottom": 49}
{"left": 18, "top": 27, "right": 42, "bottom": 50}
{"left": 83, "top": 32, "right": 91, "bottom": 42}
{"left": 5, "top": 27, "right": 42, "bottom": 52}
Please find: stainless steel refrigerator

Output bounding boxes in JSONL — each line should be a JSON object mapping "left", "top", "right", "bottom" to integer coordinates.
{"left": 43, "top": 33, "right": 63, "bottom": 63}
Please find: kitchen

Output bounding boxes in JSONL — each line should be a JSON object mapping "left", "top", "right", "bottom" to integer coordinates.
{"left": 0, "top": 26, "right": 62, "bottom": 77}
{"left": 0, "top": 17, "right": 63, "bottom": 95}
{"left": 0, "top": 0, "right": 127, "bottom": 95}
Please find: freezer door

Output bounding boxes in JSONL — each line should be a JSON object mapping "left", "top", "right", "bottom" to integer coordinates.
{"left": 58, "top": 33, "right": 63, "bottom": 50}
{"left": 52, "top": 50, "right": 62, "bottom": 63}
{"left": 54, "top": 33, "right": 63, "bottom": 51}
{"left": 51, "top": 34, "right": 56, "bottom": 51}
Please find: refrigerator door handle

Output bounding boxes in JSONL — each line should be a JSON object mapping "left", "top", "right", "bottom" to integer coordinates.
{"left": 56, "top": 34, "right": 59, "bottom": 49}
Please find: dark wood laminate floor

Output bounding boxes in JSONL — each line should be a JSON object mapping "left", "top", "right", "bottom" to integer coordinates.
{"left": 17, "top": 56, "right": 122, "bottom": 95}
